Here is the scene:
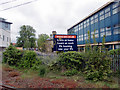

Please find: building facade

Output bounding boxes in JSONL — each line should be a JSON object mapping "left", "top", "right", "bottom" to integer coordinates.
{"left": 67, "top": 0, "right": 120, "bottom": 51}
{"left": 0, "top": 18, "right": 12, "bottom": 51}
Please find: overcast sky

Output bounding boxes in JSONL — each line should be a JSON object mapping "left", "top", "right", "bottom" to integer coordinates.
{"left": 0, "top": 0, "right": 110, "bottom": 43}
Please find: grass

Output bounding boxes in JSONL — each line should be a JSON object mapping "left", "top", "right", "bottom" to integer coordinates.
{"left": 20, "top": 69, "right": 38, "bottom": 79}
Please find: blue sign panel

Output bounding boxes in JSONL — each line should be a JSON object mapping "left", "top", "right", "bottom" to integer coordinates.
{"left": 53, "top": 35, "right": 78, "bottom": 51}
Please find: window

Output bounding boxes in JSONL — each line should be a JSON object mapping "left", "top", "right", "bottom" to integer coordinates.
{"left": 100, "top": 15, "right": 104, "bottom": 20}
{"left": 95, "top": 30, "right": 98, "bottom": 34}
{"left": 114, "top": 29, "right": 120, "bottom": 34}
{"left": 115, "top": 45, "right": 120, "bottom": 49}
{"left": 105, "top": 7, "right": 110, "bottom": 13}
{"left": 5, "top": 24, "right": 8, "bottom": 28}
{"left": 100, "top": 11, "right": 104, "bottom": 15}
{"left": 114, "top": 24, "right": 120, "bottom": 28}
{"left": 100, "top": 28, "right": 105, "bottom": 32}
{"left": 3, "top": 35, "right": 4, "bottom": 41}
{"left": 74, "top": 26, "right": 78, "bottom": 32}
{"left": 106, "top": 31, "right": 111, "bottom": 36}
{"left": 91, "top": 20, "right": 94, "bottom": 24}
{"left": 79, "top": 35, "right": 83, "bottom": 41}
{"left": 100, "top": 32, "right": 105, "bottom": 37}
{"left": 91, "top": 17, "right": 94, "bottom": 21}
{"left": 95, "top": 14, "right": 98, "bottom": 18}
{"left": 112, "top": 3, "right": 119, "bottom": 9}
{"left": 95, "top": 34, "right": 99, "bottom": 38}
{"left": 95, "top": 18, "right": 98, "bottom": 23}
{"left": 84, "top": 24, "right": 86, "bottom": 28}
{"left": 7, "top": 37, "right": 9, "bottom": 42}
{"left": 113, "top": 8, "right": 119, "bottom": 14}
{"left": 105, "top": 12, "right": 111, "bottom": 18}
{"left": 106, "top": 27, "right": 111, "bottom": 31}
{"left": 87, "top": 19, "right": 89, "bottom": 26}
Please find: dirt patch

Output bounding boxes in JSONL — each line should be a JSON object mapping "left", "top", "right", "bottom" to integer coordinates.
{"left": 2, "top": 64, "right": 119, "bottom": 88}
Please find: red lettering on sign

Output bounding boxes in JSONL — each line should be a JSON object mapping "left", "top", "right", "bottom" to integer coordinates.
{"left": 55, "top": 35, "right": 76, "bottom": 38}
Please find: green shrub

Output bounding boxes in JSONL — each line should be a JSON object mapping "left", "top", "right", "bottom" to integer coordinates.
{"left": 3, "top": 45, "right": 23, "bottom": 66}
{"left": 50, "top": 51, "right": 85, "bottom": 71}
{"left": 62, "top": 69, "right": 78, "bottom": 76}
{"left": 38, "top": 66, "right": 47, "bottom": 77}
{"left": 19, "top": 50, "right": 37, "bottom": 68}
{"left": 84, "top": 47, "right": 112, "bottom": 81}
{"left": 31, "top": 58, "right": 42, "bottom": 70}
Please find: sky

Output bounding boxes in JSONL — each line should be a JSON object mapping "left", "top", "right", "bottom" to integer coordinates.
{"left": 0, "top": 0, "right": 110, "bottom": 43}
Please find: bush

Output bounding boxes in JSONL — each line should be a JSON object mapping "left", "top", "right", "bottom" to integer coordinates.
{"left": 3, "top": 45, "right": 23, "bottom": 66}
{"left": 62, "top": 69, "right": 78, "bottom": 76}
{"left": 50, "top": 51, "right": 85, "bottom": 71}
{"left": 84, "top": 46, "right": 112, "bottom": 81}
{"left": 19, "top": 50, "right": 37, "bottom": 68}
{"left": 38, "top": 66, "right": 47, "bottom": 77}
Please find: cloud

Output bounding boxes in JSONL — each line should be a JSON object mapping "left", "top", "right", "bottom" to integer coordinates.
{"left": 0, "top": 0, "right": 110, "bottom": 43}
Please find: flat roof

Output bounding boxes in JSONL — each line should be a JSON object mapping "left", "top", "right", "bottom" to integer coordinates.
{"left": 2, "top": 21, "right": 12, "bottom": 24}
{"left": 67, "top": 0, "right": 115, "bottom": 31}
{"left": 0, "top": 17, "right": 12, "bottom": 24}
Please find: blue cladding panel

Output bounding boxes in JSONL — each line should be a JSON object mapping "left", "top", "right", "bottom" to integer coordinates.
{"left": 105, "top": 17, "right": 111, "bottom": 26}
{"left": 106, "top": 36, "right": 112, "bottom": 42}
{"left": 100, "top": 20, "right": 105, "bottom": 28}
{"left": 113, "top": 34, "right": 120, "bottom": 41}
{"left": 112, "top": 14, "right": 119, "bottom": 25}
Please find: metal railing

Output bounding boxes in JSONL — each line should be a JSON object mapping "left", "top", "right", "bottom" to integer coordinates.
{"left": 110, "top": 54, "right": 120, "bottom": 72}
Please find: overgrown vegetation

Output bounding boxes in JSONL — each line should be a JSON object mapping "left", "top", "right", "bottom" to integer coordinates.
{"left": 50, "top": 30, "right": 115, "bottom": 82}
{"left": 108, "top": 48, "right": 120, "bottom": 55}
{"left": 3, "top": 45, "right": 23, "bottom": 66}
{"left": 3, "top": 30, "right": 120, "bottom": 83}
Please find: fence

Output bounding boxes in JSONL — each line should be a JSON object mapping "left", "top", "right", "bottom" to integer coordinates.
{"left": 110, "top": 54, "right": 120, "bottom": 72}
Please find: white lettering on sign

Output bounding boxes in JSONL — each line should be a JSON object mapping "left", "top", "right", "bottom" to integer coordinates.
{"left": 57, "top": 42, "right": 64, "bottom": 44}
{"left": 58, "top": 48, "right": 63, "bottom": 50}
{"left": 68, "top": 39, "right": 74, "bottom": 41}
{"left": 63, "top": 45, "right": 72, "bottom": 48}
{"left": 68, "top": 42, "right": 74, "bottom": 44}
{"left": 59, "top": 45, "right": 62, "bottom": 47}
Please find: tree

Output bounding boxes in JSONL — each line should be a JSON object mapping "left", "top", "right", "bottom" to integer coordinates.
{"left": 16, "top": 25, "right": 36, "bottom": 49}
{"left": 37, "top": 34, "right": 49, "bottom": 52}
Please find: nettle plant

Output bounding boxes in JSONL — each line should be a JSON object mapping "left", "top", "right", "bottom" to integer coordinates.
{"left": 84, "top": 30, "right": 112, "bottom": 81}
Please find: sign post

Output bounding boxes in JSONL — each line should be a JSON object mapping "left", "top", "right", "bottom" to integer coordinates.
{"left": 53, "top": 35, "right": 78, "bottom": 51}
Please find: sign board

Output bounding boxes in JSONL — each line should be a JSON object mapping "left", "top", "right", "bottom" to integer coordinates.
{"left": 53, "top": 35, "right": 78, "bottom": 51}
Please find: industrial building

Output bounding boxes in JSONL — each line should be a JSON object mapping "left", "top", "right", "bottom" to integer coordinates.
{"left": 0, "top": 18, "right": 12, "bottom": 51}
{"left": 67, "top": 0, "right": 120, "bottom": 51}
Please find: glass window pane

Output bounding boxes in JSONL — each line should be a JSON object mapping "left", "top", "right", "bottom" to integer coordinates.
{"left": 114, "top": 29, "right": 120, "bottom": 34}
{"left": 100, "top": 28, "right": 105, "bottom": 32}
{"left": 106, "top": 31, "right": 111, "bottom": 36}
{"left": 100, "top": 11, "right": 104, "bottom": 15}
{"left": 105, "top": 7, "right": 110, "bottom": 13}
{"left": 113, "top": 8, "right": 118, "bottom": 14}
{"left": 100, "top": 32, "right": 105, "bottom": 37}
{"left": 112, "top": 3, "right": 119, "bottom": 9}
